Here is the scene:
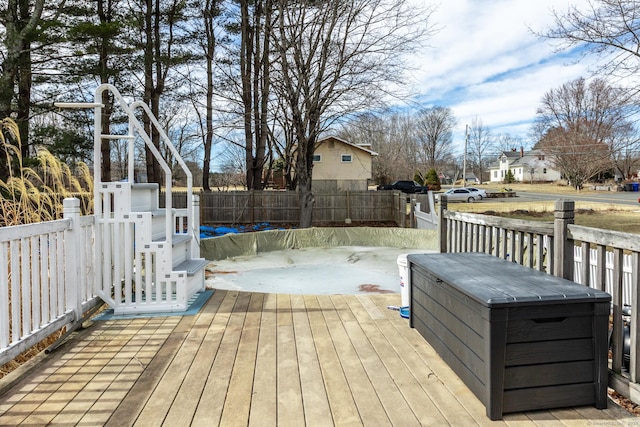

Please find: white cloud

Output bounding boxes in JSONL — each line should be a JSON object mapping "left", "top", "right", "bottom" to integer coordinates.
{"left": 403, "top": 0, "right": 600, "bottom": 152}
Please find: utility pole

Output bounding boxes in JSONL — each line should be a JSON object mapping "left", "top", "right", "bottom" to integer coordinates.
{"left": 462, "top": 124, "right": 468, "bottom": 186}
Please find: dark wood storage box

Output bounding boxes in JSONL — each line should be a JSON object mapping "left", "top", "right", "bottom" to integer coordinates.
{"left": 408, "top": 252, "right": 611, "bottom": 420}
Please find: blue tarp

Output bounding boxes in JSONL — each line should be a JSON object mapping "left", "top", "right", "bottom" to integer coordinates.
{"left": 200, "top": 222, "right": 287, "bottom": 238}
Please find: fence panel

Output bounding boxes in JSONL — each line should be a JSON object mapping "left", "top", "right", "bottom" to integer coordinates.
{"left": 165, "top": 190, "right": 398, "bottom": 224}
{"left": 0, "top": 200, "right": 98, "bottom": 367}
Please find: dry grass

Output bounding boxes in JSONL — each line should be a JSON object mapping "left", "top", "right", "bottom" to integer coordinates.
{"left": 451, "top": 186, "right": 640, "bottom": 234}
{"left": 0, "top": 118, "right": 93, "bottom": 226}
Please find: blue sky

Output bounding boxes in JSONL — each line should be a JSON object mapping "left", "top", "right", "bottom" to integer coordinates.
{"left": 405, "top": 0, "right": 597, "bottom": 153}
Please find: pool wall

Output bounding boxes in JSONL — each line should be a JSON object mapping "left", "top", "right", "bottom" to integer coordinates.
{"left": 200, "top": 227, "right": 438, "bottom": 260}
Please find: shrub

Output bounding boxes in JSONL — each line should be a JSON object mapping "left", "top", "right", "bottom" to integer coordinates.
{"left": 503, "top": 170, "right": 515, "bottom": 184}
{"left": 424, "top": 168, "right": 441, "bottom": 191}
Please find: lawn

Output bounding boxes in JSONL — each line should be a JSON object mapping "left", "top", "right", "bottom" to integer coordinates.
{"left": 451, "top": 182, "right": 640, "bottom": 235}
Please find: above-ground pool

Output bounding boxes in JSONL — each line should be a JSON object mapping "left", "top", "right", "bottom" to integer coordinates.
{"left": 206, "top": 245, "right": 434, "bottom": 294}
{"left": 201, "top": 227, "right": 438, "bottom": 295}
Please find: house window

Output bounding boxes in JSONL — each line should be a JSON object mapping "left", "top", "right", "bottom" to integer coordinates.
{"left": 313, "top": 154, "right": 322, "bottom": 162}
{"left": 543, "top": 168, "right": 547, "bottom": 174}
{"left": 341, "top": 154, "right": 352, "bottom": 163}
{"left": 493, "top": 171, "right": 497, "bottom": 178}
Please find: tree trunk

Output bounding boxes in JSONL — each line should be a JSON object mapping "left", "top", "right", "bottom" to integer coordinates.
{"left": 240, "top": 0, "right": 271, "bottom": 190}
{"left": 100, "top": 90, "right": 112, "bottom": 182}
{"left": 0, "top": 0, "right": 46, "bottom": 164}
{"left": 98, "top": 0, "right": 112, "bottom": 182}
{"left": 202, "top": 1, "right": 215, "bottom": 191}
{"left": 16, "top": 41, "right": 30, "bottom": 159}
{"left": 298, "top": 180, "right": 315, "bottom": 228}
{"left": 142, "top": 0, "right": 163, "bottom": 186}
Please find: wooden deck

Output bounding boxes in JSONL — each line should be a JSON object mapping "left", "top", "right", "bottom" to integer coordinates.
{"left": 0, "top": 289, "right": 636, "bottom": 426}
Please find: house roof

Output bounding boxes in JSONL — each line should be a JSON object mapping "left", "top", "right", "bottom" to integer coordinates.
{"left": 489, "top": 149, "right": 551, "bottom": 170}
{"left": 317, "top": 136, "right": 378, "bottom": 156}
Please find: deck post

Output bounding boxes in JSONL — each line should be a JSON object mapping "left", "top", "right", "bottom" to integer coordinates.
{"left": 438, "top": 196, "right": 448, "bottom": 253}
{"left": 553, "top": 199, "right": 574, "bottom": 280}
{"left": 63, "top": 198, "right": 83, "bottom": 321}
{"left": 192, "top": 193, "right": 201, "bottom": 258}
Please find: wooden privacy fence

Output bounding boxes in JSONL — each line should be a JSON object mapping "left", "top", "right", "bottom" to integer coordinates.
{"left": 438, "top": 196, "right": 640, "bottom": 405}
{"left": 162, "top": 190, "right": 434, "bottom": 225}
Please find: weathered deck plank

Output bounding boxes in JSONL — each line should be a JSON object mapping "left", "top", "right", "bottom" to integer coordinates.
{"left": 248, "top": 292, "right": 277, "bottom": 426}
{"left": 0, "top": 290, "right": 637, "bottom": 426}
{"left": 344, "top": 296, "right": 450, "bottom": 427}
{"left": 191, "top": 291, "right": 250, "bottom": 426}
{"left": 163, "top": 288, "right": 228, "bottom": 425}
{"left": 290, "top": 294, "right": 333, "bottom": 426}
{"left": 317, "top": 295, "right": 392, "bottom": 425}
{"left": 303, "top": 294, "right": 362, "bottom": 426}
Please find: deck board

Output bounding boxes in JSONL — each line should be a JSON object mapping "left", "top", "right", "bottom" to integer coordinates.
{"left": 304, "top": 295, "right": 362, "bottom": 426}
{"left": 248, "top": 292, "right": 277, "bottom": 427}
{"left": 0, "top": 290, "right": 637, "bottom": 426}
{"left": 290, "top": 294, "right": 333, "bottom": 426}
{"left": 317, "top": 295, "right": 392, "bottom": 425}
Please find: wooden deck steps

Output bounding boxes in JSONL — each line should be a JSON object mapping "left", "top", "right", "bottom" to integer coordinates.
{"left": 0, "top": 290, "right": 635, "bottom": 426}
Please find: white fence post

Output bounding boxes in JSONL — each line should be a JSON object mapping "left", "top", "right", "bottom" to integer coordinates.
{"left": 192, "top": 193, "right": 200, "bottom": 258}
{"left": 63, "top": 198, "right": 83, "bottom": 321}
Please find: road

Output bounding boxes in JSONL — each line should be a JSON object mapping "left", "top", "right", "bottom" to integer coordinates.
{"left": 510, "top": 190, "right": 640, "bottom": 207}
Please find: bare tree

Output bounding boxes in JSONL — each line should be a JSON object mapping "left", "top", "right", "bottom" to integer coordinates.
{"left": 533, "top": 77, "right": 635, "bottom": 187}
{"left": 537, "top": 126, "right": 610, "bottom": 189}
{"left": 540, "top": 0, "right": 640, "bottom": 84}
{"left": 337, "top": 111, "right": 417, "bottom": 184}
{"left": 536, "top": 1, "right": 640, "bottom": 181}
{"left": 467, "top": 117, "right": 494, "bottom": 184}
{"left": 414, "top": 106, "right": 456, "bottom": 171}
{"left": 495, "top": 133, "right": 525, "bottom": 154}
{"left": 130, "top": 0, "right": 195, "bottom": 185}
{"left": 238, "top": 0, "right": 273, "bottom": 190}
{"left": 273, "top": 0, "right": 435, "bottom": 227}
{"left": 217, "top": 139, "right": 247, "bottom": 189}
{"left": 199, "top": 0, "right": 221, "bottom": 191}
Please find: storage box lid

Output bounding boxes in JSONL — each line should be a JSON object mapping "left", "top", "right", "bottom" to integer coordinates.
{"left": 407, "top": 252, "right": 611, "bottom": 307}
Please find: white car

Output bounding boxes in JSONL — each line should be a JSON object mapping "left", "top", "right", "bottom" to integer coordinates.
{"left": 463, "top": 187, "right": 487, "bottom": 200}
{"left": 435, "top": 188, "right": 480, "bottom": 203}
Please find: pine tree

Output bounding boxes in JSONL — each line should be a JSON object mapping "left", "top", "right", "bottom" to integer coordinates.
{"left": 425, "top": 168, "right": 441, "bottom": 191}
{"left": 504, "top": 170, "right": 515, "bottom": 184}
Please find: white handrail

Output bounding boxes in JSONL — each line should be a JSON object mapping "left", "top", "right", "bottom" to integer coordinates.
{"left": 131, "top": 100, "right": 194, "bottom": 245}
{"left": 92, "top": 84, "right": 175, "bottom": 244}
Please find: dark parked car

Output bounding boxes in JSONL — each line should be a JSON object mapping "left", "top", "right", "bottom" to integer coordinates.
{"left": 377, "top": 180, "right": 429, "bottom": 194}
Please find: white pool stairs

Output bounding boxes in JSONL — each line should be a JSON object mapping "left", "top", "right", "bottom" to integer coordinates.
{"left": 56, "top": 84, "right": 207, "bottom": 315}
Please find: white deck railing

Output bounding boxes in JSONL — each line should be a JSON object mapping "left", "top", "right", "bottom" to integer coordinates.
{"left": 0, "top": 198, "right": 100, "bottom": 366}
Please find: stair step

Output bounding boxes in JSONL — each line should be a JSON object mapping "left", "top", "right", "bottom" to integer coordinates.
{"left": 173, "top": 258, "right": 209, "bottom": 276}
{"left": 151, "top": 234, "right": 191, "bottom": 246}
{"left": 131, "top": 183, "right": 160, "bottom": 190}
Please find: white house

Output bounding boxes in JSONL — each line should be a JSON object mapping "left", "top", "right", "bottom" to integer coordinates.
{"left": 489, "top": 148, "right": 562, "bottom": 183}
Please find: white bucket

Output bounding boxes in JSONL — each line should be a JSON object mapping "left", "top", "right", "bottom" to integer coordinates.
{"left": 397, "top": 254, "right": 410, "bottom": 307}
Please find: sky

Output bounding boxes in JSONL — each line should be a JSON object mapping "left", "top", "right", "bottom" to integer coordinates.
{"left": 407, "top": 0, "right": 597, "bottom": 152}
